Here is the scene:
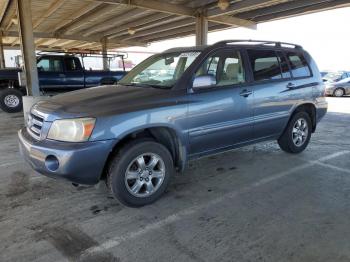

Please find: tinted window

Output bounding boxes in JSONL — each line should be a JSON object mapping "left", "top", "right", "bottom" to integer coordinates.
{"left": 195, "top": 50, "right": 245, "bottom": 87}
{"left": 286, "top": 52, "right": 311, "bottom": 78}
{"left": 248, "top": 50, "right": 284, "bottom": 81}
{"left": 37, "top": 57, "right": 63, "bottom": 72}
{"left": 64, "top": 57, "right": 82, "bottom": 71}
{"left": 277, "top": 51, "right": 291, "bottom": 79}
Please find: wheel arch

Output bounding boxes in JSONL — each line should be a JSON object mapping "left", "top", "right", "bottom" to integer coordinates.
{"left": 290, "top": 103, "right": 317, "bottom": 133}
{"left": 100, "top": 125, "right": 187, "bottom": 181}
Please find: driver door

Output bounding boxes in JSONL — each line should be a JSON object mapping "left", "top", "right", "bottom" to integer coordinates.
{"left": 188, "top": 49, "right": 254, "bottom": 156}
{"left": 37, "top": 57, "right": 65, "bottom": 91}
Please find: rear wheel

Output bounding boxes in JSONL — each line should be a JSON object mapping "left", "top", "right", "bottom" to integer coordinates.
{"left": 278, "top": 111, "right": 312, "bottom": 154}
{"left": 333, "top": 88, "right": 345, "bottom": 97}
{"left": 0, "top": 88, "right": 23, "bottom": 113}
{"left": 107, "top": 139, "right": 174, "bottom": 207}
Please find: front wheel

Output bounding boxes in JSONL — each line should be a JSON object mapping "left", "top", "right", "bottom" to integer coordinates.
{"left": 333, "top": 88, "right": 345, "bottom": 97}
{"left": 107, "top": 140, "right": 174, "bottom": 207}
{"left": 0, "top": 88, "right": 23, "bottom": 113}
{"left": 278, "top": 111, "right": 312, "bottom": 154}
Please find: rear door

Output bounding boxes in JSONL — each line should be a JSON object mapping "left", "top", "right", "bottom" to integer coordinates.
{"left": 37, "top": 56, "right": 65, "bottom": 90}
{"left": 63, "top": 57, "right": 85, "bottom": 89}
{"left": 248, "top": 49, "right": 313, "bottom": 139}
{"left": 188, "top": 48, "right": 254, "bottom": 156}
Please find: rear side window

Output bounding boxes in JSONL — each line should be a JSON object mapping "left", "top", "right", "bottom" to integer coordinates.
{"left": 37, "top": 57, "right": 63, "bottom": 72}
{"left": 286, "top": 52, "right": 311, "bottom": 78}
{"left": 64, "top": 57, "right": 82, "bottom": 71}
{"left": 247, "top": 49, "right": 290, "bottom": 81}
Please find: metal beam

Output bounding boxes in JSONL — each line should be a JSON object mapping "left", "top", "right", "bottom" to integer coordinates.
{"left": 16, "top": 0, "right": 39, "bottom": 96}
{"left": 250, "top": 0, "right": 350, "bottom": 22}
{"left": 207, "top": 0, "right": 278, "bottom": 17}
{"left": 0, "top": 31, "right": 5, "bottom": 68}
{"left": 52, "top": 2, "right": 102, "bottom": 32}
{"left": 89, "top": 0, "right": 256, "bottom": 29}
{"left": 93, "top": 0, "right": 194, "bottom": 16}
{"left": 1, "top": 0, "right": 16, "bottom": 31}
{"left": 0, "top": 0, "right": 10, "bottom": 26}
{"left": 195, "top": 13, "right": 208, "bottom": 46}
{"left": 3, "top": 31, "right": 147, "bottom": 47}
{"left": 81, "top": 8, "right": 146, "bottom": 37}
{"left": 32, "top": 0, "right": 66, "bottom": 29}
{"left": 208, "top": 16, "right": 256, "bottom": 29}
{"left": 121, "top": 18, "right": 195, "bottom": 40}
{"left": 105, "top": 14, "right": 179, "bottom": 39}
{"left": 56, "top": 4, "right": 116, "bottom": 35}
{"left": 237, "top": 0, "right": 337, "bottom": 19}
{"left": 143, "top": 24, "right": 227, "bottom": 43}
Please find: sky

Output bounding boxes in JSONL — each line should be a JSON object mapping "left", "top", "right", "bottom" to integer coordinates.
{"left": 4, "top": 6, "right": 350, "bottom": 71}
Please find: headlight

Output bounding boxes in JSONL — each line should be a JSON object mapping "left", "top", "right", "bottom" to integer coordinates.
{"left": 47, "top": 118, "right": 96, "bottom": 142}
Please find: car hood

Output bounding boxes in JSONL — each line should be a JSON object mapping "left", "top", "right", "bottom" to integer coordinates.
{"left": 34, "top": 85, "right": 180, "bottom": 121}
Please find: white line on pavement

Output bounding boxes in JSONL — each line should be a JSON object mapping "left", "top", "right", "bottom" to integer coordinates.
{"left": 84, "top": 150, "right": 350, "bottom": 255}
{"left": 314, "top": 161, "right": 350, "bottom": 175}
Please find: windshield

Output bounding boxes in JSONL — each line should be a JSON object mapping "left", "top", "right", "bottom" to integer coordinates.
{"left": 119, "top": 51, "right": 201, "bottom": 88}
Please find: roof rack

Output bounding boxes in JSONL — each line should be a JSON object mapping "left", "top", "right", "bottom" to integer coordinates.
{"left": 213, "top": 40, "right": 302, "bottom": 49}
{"left": 36, "top": 50, "right": 127, "bottom": 59}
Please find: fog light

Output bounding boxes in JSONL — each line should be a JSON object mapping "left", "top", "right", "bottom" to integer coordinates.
{"left": 45, "top": 155, "right": 59, "bottom": 171}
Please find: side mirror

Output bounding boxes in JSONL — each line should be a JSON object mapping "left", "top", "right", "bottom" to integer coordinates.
{"left": 193, "top": 74, "right": 216, "bottom": 89}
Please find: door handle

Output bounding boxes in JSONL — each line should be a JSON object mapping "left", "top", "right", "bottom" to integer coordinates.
{"left": 239, "top": 89, "right": 253, "bottom": 97}
{"left": 287, "top": 82, "right": 296, "bottom": 89}
{"left": 59, "top": 73, "right": 65, "bottom": 78}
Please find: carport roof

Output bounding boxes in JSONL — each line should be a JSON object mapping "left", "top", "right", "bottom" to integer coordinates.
{"left": 0, "top": 0, "right": 349, "bottom": 52}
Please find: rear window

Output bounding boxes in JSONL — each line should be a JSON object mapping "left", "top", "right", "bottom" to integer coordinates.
{"left": 286, "top": 52, "right": 311, "bottom": 78}
{"left": 247, "top": 49, "right": 290, "bottom": 81}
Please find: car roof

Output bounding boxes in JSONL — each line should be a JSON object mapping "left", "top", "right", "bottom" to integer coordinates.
{"left": 163, "top": 40, "right": 303, "bottom": 54}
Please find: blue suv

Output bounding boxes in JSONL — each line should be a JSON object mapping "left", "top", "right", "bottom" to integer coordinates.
{"left": 19, "top": 40, "right": 328, "bottom": 207}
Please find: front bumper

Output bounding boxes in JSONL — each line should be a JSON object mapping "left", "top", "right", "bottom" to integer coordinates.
{"left": 18, "top": 128, "right": 116, "bottom": 185}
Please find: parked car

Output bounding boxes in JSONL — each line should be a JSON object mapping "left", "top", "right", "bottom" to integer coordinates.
{"left": 320, "top": 71, "right": 330, "bottom": 77}
{"left": 0, "top": 54, "right": 127, "bottom": 113}
{"left": 18, "top": 40, "right": 327, "bottom": 207}
{"left": 322, "top": 71, "right": 350, "bottom": 83}
{"left": 325, "top": 77, "right": 350, "bottom": 97}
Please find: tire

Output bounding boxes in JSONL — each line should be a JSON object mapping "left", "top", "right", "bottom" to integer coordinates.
{"left": 106, "top": 139, "right": 174, "bottom": 207}
{"left": 0, "top": 88, "right": 23, "bottom": 113}
{"left": 333, "top": 88, "right": 345, "bottom": 97}
{"left": 278, "top": 111, "right": 312, "bottom": 154}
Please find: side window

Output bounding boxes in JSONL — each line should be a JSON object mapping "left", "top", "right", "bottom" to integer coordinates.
{"left": 64, "top": 57, "right": 82, "bottom": 71}
{"left": 247, "top": 49, "right": 284, "bottom": 81}
{"left": 286, "top": 52, "right": 311, "bottom": 78}
{"left": 277, "top": 51, "right": 291, "bottom": 79}
{"left": 37, "top": 57, "right": 63, "bottom": 72}
{"left": 194, "top": 50, "right": 245, "bottom": 88}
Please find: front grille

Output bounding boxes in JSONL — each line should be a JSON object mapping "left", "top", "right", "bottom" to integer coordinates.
{"left": 26, "top": 111, "right": 44, "bottom": 140}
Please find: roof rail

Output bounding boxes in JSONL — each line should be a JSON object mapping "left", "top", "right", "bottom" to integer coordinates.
{"left": 213, "top": 40, "right": 303, "bottom": 49}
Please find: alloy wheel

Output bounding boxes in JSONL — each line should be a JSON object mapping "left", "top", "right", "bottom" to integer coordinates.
{"left": 124, "top": 153, "right": 165, "bottom": 198}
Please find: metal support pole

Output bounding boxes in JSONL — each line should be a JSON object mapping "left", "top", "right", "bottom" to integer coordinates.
{"left": 0, "top": 31, "right": 5, "bottom": 68}
{"left": 102, "top": 37, "right": 109, "bottom": 70}
{"left": 16, "top": 0, "right": 39, "bottom": 96}
{"left": 195, "top": 13, "right": 208, "bottom": 46}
